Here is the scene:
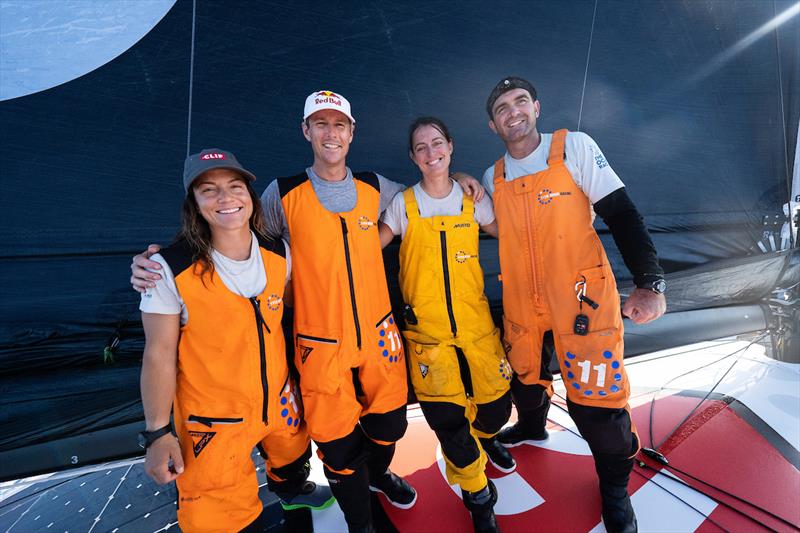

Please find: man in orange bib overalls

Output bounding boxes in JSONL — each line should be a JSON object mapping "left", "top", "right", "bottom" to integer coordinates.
{"left": 482, "top": 77, "right": 667, "bottom": 533}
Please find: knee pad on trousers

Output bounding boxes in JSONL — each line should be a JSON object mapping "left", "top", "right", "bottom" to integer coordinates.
{"left": 510, "top": 376, "right": 549, "bottom": 411}
{"left": 567, "top": 398, "right": 637, "bottom": 457}
{"left": 360, "top": 405, "right": 408, "bottom": 444}
{"left": 473, "top": 390, "right": 512, "bottom": 435}
{"left": 419, "top": 401, "right": 481, "bottom": 468}
{"left": 316, "top": 426, "right": 369, "bottom": 476}
{"left": 259, "top": 443, "right": 311, "bottom": 494}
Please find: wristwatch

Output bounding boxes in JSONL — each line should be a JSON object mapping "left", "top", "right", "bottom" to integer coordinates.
{"left": 138, "top": 423, "right": 174, "bottom": 449}
{"left": 639, "top": 278, "right": 666, "bottom": 294}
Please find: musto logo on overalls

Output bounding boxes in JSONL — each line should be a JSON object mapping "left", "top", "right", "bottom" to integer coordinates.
{"left": 378, "top": 317, "right": 402, "bottom": 363}
{"left": 563, "top": 349, "right": 622, "bottom": 397}
{"left": 279, "top": 381, "right": 301, "bottom": 427}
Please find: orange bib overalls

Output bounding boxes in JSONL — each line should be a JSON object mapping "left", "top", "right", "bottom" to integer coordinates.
{"left": 493, "top": 130, "right": 630, "bottom": 408}
{"left": 399, "top": 187, "right": 511, "bottom": 492}
{"left": 162, "top": 236, "right": 309, "bottom": 533}
{"left": 279, "top": 172, "right": 407, "bottom": 443}
{"left": 278, "top": 172, "right": 410, "bottom": 530}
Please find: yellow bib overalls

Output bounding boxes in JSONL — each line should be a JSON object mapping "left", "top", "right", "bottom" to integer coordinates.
{"left": 399, "top": 187, "right": 511, "bottom": 492}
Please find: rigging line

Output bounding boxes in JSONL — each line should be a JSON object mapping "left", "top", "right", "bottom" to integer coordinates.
{"left": 623, "top": 339, "right": 741, "bottom": 368}
{"left": 652, "top": 460, "right": 800, "bottom": 529}
{"left": 773, "top": 0, "right": 790, "bottom": 187}
{"left": 576, "top": 0, "right": 598, "bottom": 132}
{"left": 185, "top": 0, "right": 197, "bottom": 158}
{"left": 548, "top": 391, "right": 778, "bottom": 530}
{"left": 649, "top": 332, "right": 769, "bottom": 450}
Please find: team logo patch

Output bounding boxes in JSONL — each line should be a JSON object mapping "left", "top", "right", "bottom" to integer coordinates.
{"left": 299, "top": 345, "right": 313, "bottom": 363}
{"left": 499, "top": 358, "right": 513, "bottom": 381}
{"left": 592, "top": 146, "right": 609, "bottom": 169}
{"left": 377, "top": 316, "right": 402, "bottom": 363}
{"left": 563, "top": 349, "right": 623, "bottom": 398}
{"left": 419, "top": 363, "right": 429, "bottom": 378}
{"left": 537, "top": 188, "right": 572, "bottom": 205}
{"left": 279, "top": 381, "right": 301, "bottom": 428}
{"left": 188, "top": 431, "right": 216, "bottom": 457}
{"left": 358, "top": 216, "right": 375, "bottom": 231}
{"left": 266, "top": 294, "right": 282, "bottom": 311}
{"left": 454, "top": 250, "right": 477, "bottom": 263}
{"left": 200, "top": 152, "right": 225, "bottom": 160}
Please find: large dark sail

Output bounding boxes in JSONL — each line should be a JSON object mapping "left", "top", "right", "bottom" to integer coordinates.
{"left": 1, "top": 0, "right": 798, "bottom": 481}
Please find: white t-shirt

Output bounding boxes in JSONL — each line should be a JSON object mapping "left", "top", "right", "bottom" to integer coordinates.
{"left": 481, "top": 131, "right": 624, "bottom": 204}
{"left": 139, "top": 231, "right": 291, "bottom": 325}
{"left": 381, "top": 180, "right": 495, "bottom": 239}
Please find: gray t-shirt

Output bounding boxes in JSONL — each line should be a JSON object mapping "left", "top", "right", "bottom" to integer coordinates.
{"left": 381, "top": 180, "right": 495, "bottom": 239}
{"left": 260, "top": 167, "right": 405, "bottom": 241}
{"left": 481, "top": 131, "right": 624, "bottom": 203}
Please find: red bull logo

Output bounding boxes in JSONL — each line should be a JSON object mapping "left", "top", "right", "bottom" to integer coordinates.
{"left": 315, "top": 90, "right": 342, "bottom": 107}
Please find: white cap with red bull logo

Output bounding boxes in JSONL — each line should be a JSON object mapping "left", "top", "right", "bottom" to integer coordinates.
{"left": 303, "top": 90, "right": 355, "bottom": 123}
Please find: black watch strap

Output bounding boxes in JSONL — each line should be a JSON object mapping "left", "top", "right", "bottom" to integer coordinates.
{"left": 139, "top": 423, "right": 174, "bottom": 449}
{"left": 637, "top": 277, "right": 666, "bottom": 294}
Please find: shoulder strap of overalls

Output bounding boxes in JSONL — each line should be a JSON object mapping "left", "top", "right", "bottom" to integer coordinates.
{"left": 547, "top": 129, "right": 568, "bottom": 166}
{"left": 492, "top": 157, "right": 506, "bottom": 187}
{"left": 461, "top": 192, "right": 475, "bottom": 217}
{"left": 403, "top": 187, "right": 420, "bottom": 220}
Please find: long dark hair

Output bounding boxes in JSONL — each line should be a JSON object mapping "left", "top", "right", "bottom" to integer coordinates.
{"left": 407, "top": 116, "right": 453, "bottom": 154}
{"left": 177, "top": 176, "right": 268, "bottom": 281}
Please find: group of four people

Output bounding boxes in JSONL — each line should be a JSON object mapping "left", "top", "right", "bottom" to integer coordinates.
{"left": 133, "top": 77, "right": 666, "bottom": 533}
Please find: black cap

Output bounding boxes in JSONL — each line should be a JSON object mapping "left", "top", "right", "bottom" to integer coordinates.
{"left": 486, "top": 76, "right": 538, "bottom": 118}
{"left": 183, "top": 148, "right": 256, "bottom": 192}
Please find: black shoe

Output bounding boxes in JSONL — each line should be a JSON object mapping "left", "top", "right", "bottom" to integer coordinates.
{"left": 277, "top": 480, "right": 336, "bottom": 511}
{"left": 495, "top": 423, "right": 548, "bottom": 448}
{"left": 368, "top": 470, "right": 417, "bottom": 509}
{"left": 462, "top": 480, "right": 500, "bottom": 533}
{"left": 602, "top": 493, "right": 637, "bottom": 533}
{"left": 480, "top": 437, "right": 516, "bottom": 473}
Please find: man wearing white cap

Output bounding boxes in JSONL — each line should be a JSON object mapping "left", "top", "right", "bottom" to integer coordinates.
{"left": 132, "top": 89, "right": 484, "bottom": 532}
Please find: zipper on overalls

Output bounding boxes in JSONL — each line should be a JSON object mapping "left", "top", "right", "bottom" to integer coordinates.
{"left": 340, "top": 217, "right": 362, "bottom": 349}
{"left": 522, "top": 182, "right": 543, "bottom": 308}
{"left": 439, "top": 226, "right": 458, "bottom": 337}
{"left": 249, "top": 297, "right": 270, "bottom": 424}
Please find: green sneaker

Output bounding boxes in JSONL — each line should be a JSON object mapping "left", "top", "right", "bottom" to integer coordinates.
{"left": 278, "top": 481, "right": 336, "bottom": 511}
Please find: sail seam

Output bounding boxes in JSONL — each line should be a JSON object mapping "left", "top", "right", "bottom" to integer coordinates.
{"left": 577, "top": 0, "right": 598, "bottom": 132}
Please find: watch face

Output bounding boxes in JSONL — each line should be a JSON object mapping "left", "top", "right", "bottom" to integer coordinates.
{"left": 654, "top": 280, "right": 666, "bottom": 294}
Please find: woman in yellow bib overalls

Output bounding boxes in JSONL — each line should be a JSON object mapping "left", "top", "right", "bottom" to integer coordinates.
{"left": 379, "top": 118, "right": 511, "bottom": 533}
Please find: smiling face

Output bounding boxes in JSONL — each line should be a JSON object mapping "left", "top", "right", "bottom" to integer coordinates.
{"left": 302, "top": 108, "right": 354, "bottom": 170}
{"left": 488, "top": 87, "right": 540, "bottom": 144}
{"left": 409, "top": 124, "right": 453, "bottom": 178}
{"left": 191, "top": 168, "right": 253, "bottom": 233}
